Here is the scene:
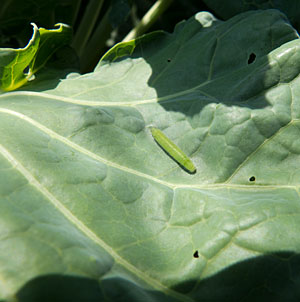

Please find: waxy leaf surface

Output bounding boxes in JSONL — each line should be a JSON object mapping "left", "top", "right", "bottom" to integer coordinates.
{"left": 0, "top": 9, "right": 300, "bottom": 302}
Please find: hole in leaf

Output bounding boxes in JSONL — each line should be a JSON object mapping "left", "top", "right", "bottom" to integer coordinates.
{"left": 167, "top": 58, "right": 171, "bottom": 62}
{"left": 23, "top": 66, "right": 30, "bottom": 74}
{"left": 248, "top": 53, "right": 256, "bottom": 64}
{"left": 193, "top": 250, "right": 199, "bottom": 258}
{"left": 249, "top": 176, "right": 256, "bottom": 182}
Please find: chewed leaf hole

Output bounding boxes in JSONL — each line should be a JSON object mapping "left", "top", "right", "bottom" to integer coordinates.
{"left": 23, "top": 66, "right": 30, "bottom": 74}
{"left": 249, "top": 176, "right": 256, "bottom": 182}
{"left": 193, "top": 250, "right": 199, "bottom": 258}
{"left": 248, "top": 53, "right": 256, "bottom": 64}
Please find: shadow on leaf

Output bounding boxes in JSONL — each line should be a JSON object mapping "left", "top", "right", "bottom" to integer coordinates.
{"left": 15, "top": 252, "right": 300, "bottom": 302}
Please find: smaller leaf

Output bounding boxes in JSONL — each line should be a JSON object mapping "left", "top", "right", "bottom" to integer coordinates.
{"left": 30, "top": 23, "right": 72, "bottom": 74}
{"left": 0, "top": 23, "right": 72, "bottom": 91}
{"left": 98, "top": 31, "right": 163, "bottom": 67}
{"left": 0, "top": 23, "right": 40, "bottom": 91}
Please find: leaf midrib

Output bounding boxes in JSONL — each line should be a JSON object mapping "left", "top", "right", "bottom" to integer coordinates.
{"left": 0, "top": 142, "right": 194, "bottom": 302}
{"left": 0, "top": 107, "right": 298, "bottom": 191}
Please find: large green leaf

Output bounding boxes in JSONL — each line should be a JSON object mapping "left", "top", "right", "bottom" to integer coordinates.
{"left": 0, "top": 9, "right": 300, "bottom": 301}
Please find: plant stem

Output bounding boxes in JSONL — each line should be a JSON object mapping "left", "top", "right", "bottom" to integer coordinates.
{"left": 122, "top": 0, "right": 173, "bottom": 42}
{"left": 79, "top": 7, "right": 112, "bottom": 73}
{"left": 72, "top": 0, "right": 105, "bottom": 56}
{"left": 71, "top": 0, "right": 83, "bottom": 26}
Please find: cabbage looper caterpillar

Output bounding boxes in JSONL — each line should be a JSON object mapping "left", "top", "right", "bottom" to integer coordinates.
{"left": 150, "top": 127, "right": 196, "bottom": 174}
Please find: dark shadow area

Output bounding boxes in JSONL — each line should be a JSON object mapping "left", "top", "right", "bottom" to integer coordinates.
{"left": 173, "top": 251, "right": 300, "bottom": 302}
{"left": 15, "top": 274, "right": 175, "bottom": 302}
{"left": 15, "top": 252, "right": 300, "bottom": 302}
{"left": 17, "top": 45, "right": 80, "bottom": 92}
{"left": 127, "top": 9, "right": 299, "bottom": 116}
{"left": 16, "top": 275, "right": 102, "bottom": 302}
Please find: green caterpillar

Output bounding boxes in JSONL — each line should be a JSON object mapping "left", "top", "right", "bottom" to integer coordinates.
{"left": 150, "top": 127, "right": 196, "bottom": 174}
